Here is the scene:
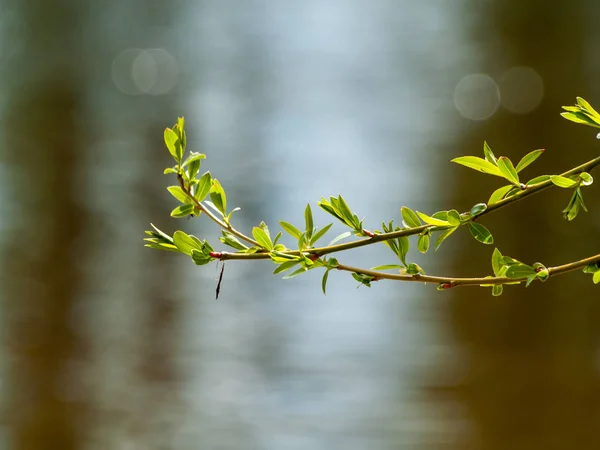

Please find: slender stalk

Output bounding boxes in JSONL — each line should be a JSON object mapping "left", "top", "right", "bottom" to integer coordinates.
{"left": 209, "top": 154, "right": 600, "bottom": 261}
{"left": 177, "top": 173, "right": 260, "bottom": 247}
{"left": 335, "top": 252, "right": 600, "bottom": 288}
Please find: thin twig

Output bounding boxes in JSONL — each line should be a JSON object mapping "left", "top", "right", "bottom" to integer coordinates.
{"left": 334, "top": 252, "right": 600, "bottom": 288}
{"left": 205, "top": 155, "right": 600, "bottom": 261}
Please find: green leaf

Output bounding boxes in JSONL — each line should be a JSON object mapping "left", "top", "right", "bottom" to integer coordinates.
{"left": 416, "top": 211, "right": 450, "bottom": 227}
{"left": 170, "top": 204, "right": 194, "bottom": 218}
{"left": 352, "top": 272, "right": 375, "bottom": 287}
{"left": 182, "top": 152, "right": 206, "bottom": 168}
{"left": 204, "top": 200, "right": 224, "bottom": 217}
{"left": 491, "top": 248, "right": 503, "bottom": 276}
{"left": 321, "top": 270, "right": 330, "bottom": 294}
{"left": 209, "top": 179, "right": 227, "bottom": 215}
{"left": 220, "top": 231, "right": 248, "bottom": 251}
{"left": 488, "top": 185, "right": 513, "bottom": 205}
{"left": 583, "top": 263, "right": 600, "bottom": 274}
{"left": 560, "top": 111, "right": 600, "bottom": 127}
{"left": 469, "top": 203, "right": 487, "bottom": 218}
{"left": 492, "top": 284, "right": 503, "bottom": 296}
{"left": 594, "top": 271, "right": 600, "bottom": 284}
{"left": 272, "top": 232, "right": 283, "bottom": 246}
{"left": 401, "top": 206, "right": 421, "bottom": 228}
{"left": 283, "top": 266, "right": 308, "bottom": 279}
{"left": 167, "top": 186, "right": 191, "bottom": 204}
{"left": 405, "top": 263, "right": 424, "bottom": 275}
{"left": 305, "top": 204, "right": 314, "bottom": 240}
{"left": 497, "top": 157, "right": 520, "bottom": 186}
{"left": 164, "top": 127, "right": 181, "bottom": 163}
{"left": 446, "top": 210, "right": 461, "bottom": 226}
{"left": 417, "top": 233, "right": 430, "bottom": 253}
{"left": 252, "top": 224, "right": 273, "bottom": 250}
{"left": 195, "top": 172, "right": 212, "bottom": 201}
{"left": 526, "top": 175, "right": 551, "bottom": 185}
{"left": 328, "top": 231, "right": 352, "bottom": 246}
{"left": 164, "top": 167, "right": 178, "bottom": 175}
{"left": 310, "top": 223, "right": 333, "bottom": 245}
{"left": 371, "top": 264, "right": 404, "bottom": 270}
{"left": 483, "top": 141, "right": 497, "bottom": 164}
{"left": 397, "top": 236, "right": 410, "bottom": 266}
{"left": 506, "top": 263, "right": 536, "bottom": 279}
{"left": 173, "top": 230, "right": 203, "bottom": 256}
{"left": 468, "top": 222, "right": 494, "bottom": 244}
{"left": 550, "top": 175, "right": 577, "bottom": 188}
{"left": 144, "top": 242, "right": 180, "bottom": 252}
{"left": 273, "top": 260, "right": 301, "bottom": 275}
{"left": 515, "top": 149, "right": 545, "bottom": 172}
{"left": 451, "top": 156, "right": 501, "bottom": 176}
{"left": 434, "top": 226, "right": 458, "bottom": 251}
{"left": 279, "top": 221, "right": 302, "bottom": 239}
{"left": 579, "top": 172, "right": 593, "bottom": 186}
{"left": 191, "top": 249, "right": 213, "bottom": 266}
{"left": 336, "top": 196, "right": 356, "bottom": 227}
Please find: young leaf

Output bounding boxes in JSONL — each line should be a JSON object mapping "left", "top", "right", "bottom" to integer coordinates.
{"left": 321, "top": 270, "right": 330, "bottom": 295}
{"left": 397, "top": 236, "right": 410, "bottom": 266}
{"left": 417, "top": 233, "right": 430, "bottom": 253}
{"left": 416, "top": 211, "right": 450, "bottom": 226}
{"left": 273, "top": 260, "right": 301, "bottom": 275}
{"left": 505, "top": 263, "right": 536, "bottom": 279}
{"left": 401, "top": 206, "right": 421, "bottom": 228}
{"left": 252, "top": 226, "right": 273, "bottom": 250}
{"left": 220, "top": 231, "right": 248, "bottom": 251}
{"left": 446, "top": 209, "right": 461, "bottom": 226}
{"left": 491, "top": 248, "right": 503, "bottom": 276}
{"left": 310, "top": 223, "right": 333, "bottom": 245}
{"left": 209, "top": 179, "right": 227, "bottom": 215}
{"left": 515, "top": 149, "right": 544, "bottom": 172}
{"left": 497, "top": 157, "right": 520, "bottom": 186}
{"left": 195, "top": 172, "right": 212, "bottom": 202}
{"left": 305, "top": 204, "right": 314, "bottom": 240}
{"left": 282, "top": 266, "right": 308, "bottom": 279}
{"left": 451, "top": 156, "right": 501, "bottom": 176}
{"left": 173, "top": 230, "right": 203, "bottom": 256}
{"left": 550, "top": 175, "right": 577, "bottom": 188}
{"left": 167, "top": 186, "right": 191, "bottom": 204}
{"left": 182, "top": 152, "right": 206, "bottom": 168}
{"left": 483, "top": 141, "right": 497, "bottom": 164}
{"left": 594, "top": 271, "right": 600, "bottom": 284}
{"left": 579, "top": 172, "right": 593, "bottom": 186}
{"left": 371, "top": 264, "right": 404, "bottom": 270}
{"left": 170, "top": 204, "right": 195, "bottom": 218}
{"left": 164, "top": 128, "right": 181, "bottom": 163}
{"left": 204, "top": 200, "right": 224, "bottom": 217}
{"left": 328, "top": 231, "right": 352, "bottom": 246}
{"left": 492, "top": 284, "right": 503, "bottom": 296}
{"left": 488, "top": 185, "right": 513, "bottom": 205}
{"left": 434, "top": 226, "right": 458, "bottom": 251}
{"left": 526, "top": 175, "right": 550, "bottom": 185}
{"left": 468, "top": 222, "right": 494, "bottom": 244}
{"left": 469, "top": 203, "right": 487, "bottom": 218}
{"left": 280, "top": 221, "right": 302, "bottom": 239}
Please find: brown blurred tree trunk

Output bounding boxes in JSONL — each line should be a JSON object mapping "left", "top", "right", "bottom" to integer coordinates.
{"left": 441, "top": 2, "right": 600, "bottom": 449}
{"left": 1, "top": 2, "right": 88, "bottom": 448}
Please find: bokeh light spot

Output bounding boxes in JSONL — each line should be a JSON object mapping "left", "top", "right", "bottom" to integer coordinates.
{"left": 499, "top": 66, "right": 544, "bottom": 114}
{"left": 453, "top": 74, "right": 500, "bottom": 121}
{"left": 112, "top": 48, "right": 179, "bottom": 96}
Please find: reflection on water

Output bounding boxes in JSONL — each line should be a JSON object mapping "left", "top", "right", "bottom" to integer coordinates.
{"left": 2, "top": 0, "right": 599, "bottom": 449}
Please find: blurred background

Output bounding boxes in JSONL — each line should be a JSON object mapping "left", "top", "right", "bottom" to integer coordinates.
{"left": 1, "top": 0, "right": 600, "bottom": 449}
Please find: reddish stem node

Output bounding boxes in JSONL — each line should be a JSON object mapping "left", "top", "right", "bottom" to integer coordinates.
{"left": 440, "top": 282, "right": 453, "bottom": 290}
{"left": 209, "top": 251, "right": 222, "bottom": 259}
{"left": 363, "top": 229, "right": 375, "bottom": 238}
